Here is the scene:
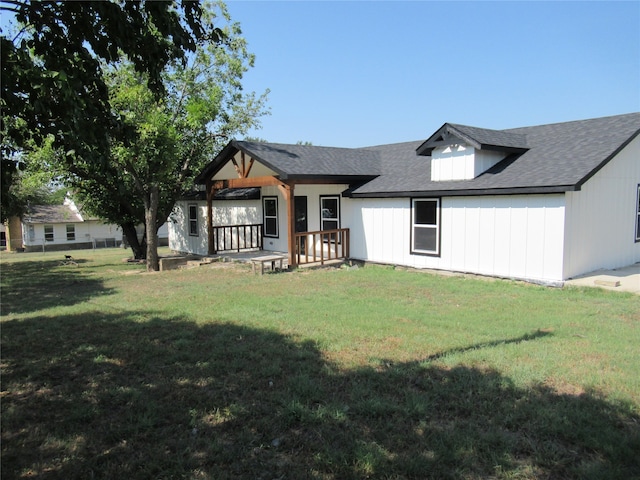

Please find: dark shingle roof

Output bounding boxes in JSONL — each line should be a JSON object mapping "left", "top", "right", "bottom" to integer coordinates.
{"left": 416, "top": 123, "right": 529, "bottom": 155}
{"left": 350, "top": 112, "right": 640, "bottom": 197}
{"left": 195, "top": 140, "right": 382, "bottom": 184}
{"left": 196, "top": 113, "right": 639, "bottom": 197}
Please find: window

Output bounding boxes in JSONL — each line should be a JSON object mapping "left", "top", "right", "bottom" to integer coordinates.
{"left": 66, "top": 224, "right": 75, "bottom": 241}
{"left": 263, "top": 196, "right": 278, "bottom": 237}
{"left": 44, "top": 225, "right": 54, "bottom": 242}
{"left": 188, "top": 204, "right": 198, "bottom": 236}
{"left": 411, "top": 198, "right": 440, "bottom": 256}
{"left": 320, "top": 196, "right": 340, "bottom": 242}
{"left": 636, "top": 184, "right": 640, "bottom": 242}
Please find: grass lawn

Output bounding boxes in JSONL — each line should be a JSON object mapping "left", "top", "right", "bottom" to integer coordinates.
{"left": 1, "top": 248, "right": 639, "bottom": 479}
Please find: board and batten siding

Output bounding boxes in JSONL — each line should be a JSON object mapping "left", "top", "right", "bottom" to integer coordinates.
{"left": 349, "top": 194, "right": 566, "bottom": 283}
{"left": 169, "top": 200, "right": 261, "bottom": 256}
{"left": 563, "top": 134, "right": 640, "bottom": 279}
{"left": 260, "top": 184, "right": 349, "bottom": 253}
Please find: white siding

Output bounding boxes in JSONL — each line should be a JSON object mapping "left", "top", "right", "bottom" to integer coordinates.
{"left": 349, "top": 194, "right": 566, "bottom": 283}
{"left": 261, "top": 184, "right": 348, "bottom": 253}
{"left": 431, "top": 145, "right": 505, "bottom": 181}
{"left": 563, "top": 135, "right": 640, "bottom": 278}
{"left": 22, "top": 221, "right": 122, "bottom": 248}
{"left": 169, "top": 200, "right": 261, "bottom": 255}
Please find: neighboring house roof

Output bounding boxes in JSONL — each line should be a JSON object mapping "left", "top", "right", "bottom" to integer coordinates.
{"left": 196, "top": 113, "right": 640, "bottom": 198}
{"left": 23, "top": 200, "right": 100, "bottom": 224}
{"left": 23, "top": 204, "right": 84, "bottom": 224}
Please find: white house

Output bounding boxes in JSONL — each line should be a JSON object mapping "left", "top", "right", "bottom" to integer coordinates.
{"left": 169, "top": 113, "right": 640, "bottom": 284}
{"left": 16, "top": 198, "right": 124, "bottom": 252}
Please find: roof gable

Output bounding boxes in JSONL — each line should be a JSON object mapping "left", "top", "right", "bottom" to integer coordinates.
{"left": 416, "top": 123, "right": 529, "bottom": 156}
{"left": 195, "top": 140, "right": 382, "bottom": 184}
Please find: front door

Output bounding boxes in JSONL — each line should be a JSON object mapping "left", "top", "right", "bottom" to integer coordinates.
{"left": 295, "top": 196, "right": 308, "bottom": 254}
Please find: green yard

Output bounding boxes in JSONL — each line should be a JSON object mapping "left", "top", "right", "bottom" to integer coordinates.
{"left": 1, "top": 248, "right": 639, "bottom": 479}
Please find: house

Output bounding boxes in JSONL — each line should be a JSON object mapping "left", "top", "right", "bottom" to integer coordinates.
{"left": 169, "top": 113, "right": 640, "bottom": 284}
{"left": 11, "top": 197, "right": 172, "bottom": 253}
{"left": 10, "top": 197, "right": 124, "bottom": 252}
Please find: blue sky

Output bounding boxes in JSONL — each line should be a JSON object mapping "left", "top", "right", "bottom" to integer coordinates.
{"left": 226, "top": 1, "right": 640, "bottom": 147}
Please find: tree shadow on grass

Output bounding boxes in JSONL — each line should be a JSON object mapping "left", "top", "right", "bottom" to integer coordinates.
{"left": 0, "top": 259, "right": 113, "bottom": 315}
{"left": 2, "top": 313, "right": 638, "bottom": 479}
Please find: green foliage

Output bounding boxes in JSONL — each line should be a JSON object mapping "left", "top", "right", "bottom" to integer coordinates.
{"left": 2, "top": 0, "right": 269, "bottom": 267}
{"left": 0, "top": 0, "right": 216, "bottom": 226}
{"left": 0, "top": 137, "right": 67, "bottom": 220}
{"left": 75, "top": 1, "right": 269, "bottom": 268}
{"left": 1, "top": 0, "right": 216, "bottom": 153}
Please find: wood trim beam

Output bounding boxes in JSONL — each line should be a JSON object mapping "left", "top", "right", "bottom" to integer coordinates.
{"left": 278, "top": 182, "right": 297, "bottom": 268}
{"left": 206, "top": 180, "right": 215, "bottom": 255}
{"left": 230, "top": 157, "right": 242, "bottom": 178}
{"left": 245, "top": 157, "right": 255, "bottom": 178}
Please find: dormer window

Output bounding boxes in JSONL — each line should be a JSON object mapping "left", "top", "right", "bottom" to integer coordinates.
{"left": 416, "top": 123, "right": 529, "bottom": 182}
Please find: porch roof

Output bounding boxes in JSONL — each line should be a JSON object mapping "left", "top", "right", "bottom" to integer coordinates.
{"left": 195, "top": 140, "right": 382, "bottom": 184}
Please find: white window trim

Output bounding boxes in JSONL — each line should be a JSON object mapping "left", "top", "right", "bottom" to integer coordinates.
{"left": 411, "top": 198, "right": 440, "bottom": 256}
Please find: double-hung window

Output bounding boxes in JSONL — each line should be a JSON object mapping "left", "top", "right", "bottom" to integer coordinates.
{"left": 411, "top": 198, "right": 440, "bottom": 256}
{"left": 635, "top": 184, "right": 640, "bottom": 242}
{"left": 44, "top": 225, "right": 54, "bottom": 242}
{"left": 66, "top": 224, "right": 75, "bottom": 241}
{"left": 263, "top": 196, "right": 278, "bottom": 237}
{"left": 188, "top": 204, "right": 199, "bottom": 236}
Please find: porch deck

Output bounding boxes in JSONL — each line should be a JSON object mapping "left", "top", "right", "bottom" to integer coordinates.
{"left": 210, "top": 250, "right": 347, "bottom": 270}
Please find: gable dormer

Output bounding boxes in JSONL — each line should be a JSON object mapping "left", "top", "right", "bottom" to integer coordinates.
{"left": 416, "top": 123, "right": 528, "bottom": 181}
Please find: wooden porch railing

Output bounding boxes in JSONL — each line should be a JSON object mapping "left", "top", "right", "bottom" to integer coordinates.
{"left": 294, "top": 228, "right": 350, "bottom": 266}
{"left": 212, "top": 224, "right": 263, "bottom": 253}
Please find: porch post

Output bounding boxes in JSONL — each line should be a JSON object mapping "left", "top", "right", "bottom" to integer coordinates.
{"left": 278, "top": 182, "right": 296, "bottom": 268}
{"left": 206, "top": 180, "right": 215, "bottom": 255}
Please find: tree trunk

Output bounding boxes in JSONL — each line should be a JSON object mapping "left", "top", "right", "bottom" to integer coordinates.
{"left": 121, "top": 222, "right": 146, "bottom": 260}
{"left": 145, "top": 185, "right": 160, "bottom": 272}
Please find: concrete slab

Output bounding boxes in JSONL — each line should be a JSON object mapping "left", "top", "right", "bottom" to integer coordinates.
{"left": 565, "top": 263, "right": 640, "bottom": 294}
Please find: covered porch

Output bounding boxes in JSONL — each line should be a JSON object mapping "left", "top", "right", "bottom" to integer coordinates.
{"left": 207, "top": 221, "right": 350, "bottom": 268}
{"left": 195, "top": 140, "right": 376, "bottom": 268}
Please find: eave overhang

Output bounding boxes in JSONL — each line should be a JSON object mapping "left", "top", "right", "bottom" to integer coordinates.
{"left": 344, "top": 184, "right": 578, "bottom": 199}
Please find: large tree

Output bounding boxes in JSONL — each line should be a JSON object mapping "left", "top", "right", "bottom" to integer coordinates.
{"left": 66, "top": 2, "right": 269, "bottom": 270}
{"left": 1, "top": 0, "right": 219, "bottom": 221}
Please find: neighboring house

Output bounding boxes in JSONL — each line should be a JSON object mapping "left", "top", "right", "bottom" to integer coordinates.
{"left": 17, "top": 198, "right": 124, "bottom": 252}
{"left": 169, "top": 113, "right": 640, "bottom": 284}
